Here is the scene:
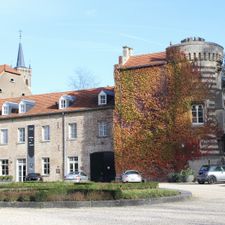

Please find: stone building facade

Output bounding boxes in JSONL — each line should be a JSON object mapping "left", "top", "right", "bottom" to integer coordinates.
{"left": 0, "top": 87, "right": 114, "bottom": 182}
{"left": 115, "top": 37, "right": 225, "bottom": 174}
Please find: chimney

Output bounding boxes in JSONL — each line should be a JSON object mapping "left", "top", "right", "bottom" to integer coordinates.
{"left": 119, "top": 46, "right": 133, "bottom": 65}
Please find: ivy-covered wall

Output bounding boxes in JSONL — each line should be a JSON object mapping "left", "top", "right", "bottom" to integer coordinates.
{"left": 113, "top": 53, "right": 219, "bottom": 180}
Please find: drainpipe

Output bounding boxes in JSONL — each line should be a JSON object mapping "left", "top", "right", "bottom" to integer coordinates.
{"left": 62, "top": 112, "right": 66, "bottom": 180}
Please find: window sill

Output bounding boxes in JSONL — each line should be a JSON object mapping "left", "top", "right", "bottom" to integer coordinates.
{"left": 40, "top": 140, "right": 50, "bottom": 143}
{"left": 98, "top": 103, "right": 107, "bottom": 106}
{"left": 0, "top": 143, "right": 8, "bottom": 146}
{"left": 67, "top": 138, "right": 77, "bottom": 141}
{"left": 97, "top": 136, "right": 108, "bottom": 138}
{"left": 41, "top": 174, "right": 50, "bottom": 177}
{"left": 192, "top": 123, "right": 204, "bottom": 127}
{"left": 17, "top": 142, "right": 25, "bottom": 145}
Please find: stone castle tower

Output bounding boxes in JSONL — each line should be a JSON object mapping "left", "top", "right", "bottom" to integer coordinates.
{"left": 0, "top": 40, "right": 32, "bottom": 98}
{"left": 167, "top": 37, "right": 225, "bottom": 167}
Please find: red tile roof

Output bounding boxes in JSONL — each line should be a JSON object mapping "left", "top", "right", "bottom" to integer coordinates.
{"left": 0, "top": 64, "right": 21, "bottom": 75}
{"left": 0, "top": 87, "right": 114, "bottom": 119}
{"left": 119, "top": 52, "right": 166, "bottom": 69}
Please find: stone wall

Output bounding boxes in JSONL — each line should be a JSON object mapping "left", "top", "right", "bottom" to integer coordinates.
{"left": 0, "top": 71, "right": 31, "bottom": 98}
{"left": 0, "top": 108, "right": 113, "bottom": 181}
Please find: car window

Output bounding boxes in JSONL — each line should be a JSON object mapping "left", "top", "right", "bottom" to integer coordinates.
{"left": 199, "top": 165, "right": 209, "bottom": 172}
{"left": 214, "top": 166, "right": 222, "bottom": 172}
{"left": 126, "top": 171, "right": 139, "bottom": 175}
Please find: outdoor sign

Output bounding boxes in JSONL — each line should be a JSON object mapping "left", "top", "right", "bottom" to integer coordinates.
{"left": 27, "top": 125, "right": 35, "bottom": 173}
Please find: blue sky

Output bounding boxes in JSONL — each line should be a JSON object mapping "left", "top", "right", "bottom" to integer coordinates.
{"left": 1, "top": 0, "right": 225, "bottom": 94}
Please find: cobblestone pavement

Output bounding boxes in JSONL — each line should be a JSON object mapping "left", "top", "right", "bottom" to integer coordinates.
{"left": 1, "top": 183, "right": 225, "bottom": 225}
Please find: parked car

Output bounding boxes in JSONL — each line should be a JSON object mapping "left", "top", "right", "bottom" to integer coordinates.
{"left": 121, "top": 170, "right": 142, "bottom": 183}
{"left": 197, "top": 164, "right": 225, "bottom": 184}
{"left": 25, "top": 173, "right": 43, "bottom": 182}
{"left": 64, "top": 171, "right": 89, "bottom": 183}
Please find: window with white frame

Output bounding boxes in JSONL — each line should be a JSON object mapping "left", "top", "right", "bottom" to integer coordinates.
{"left": 98, "top": 91, "right": 107, "bottom": 105}
{"left": 0, "top": 129, "right": 8, "bottom": 144}
{"left": 19, "top": 103, "right": 26, "bottom": 113}
{"left": 69, "top": 123, "right": 77, "bottom": 139}
{"left": 98, "top": 121, "right": 107, "bottom": 137}
{"left": 42, "top": 125, "right": 50, "bottom": 141}
{"left": 68, "top": 156, "right": 78, "bottom": 173}
{"left": 42, "top": 158, "right": 50, "bottom": 175}
{"left": 0, "top": 160, "right": 9, "bottom": 176}
{"left": 18, "top": 128, "right": 25, "bottom": 143}
{"left": 3, "top": 105, "right": 9, "bottom": 115}
{"left": 59, "top": 95, "right": 75, "bottom": 109}
{"left": 60, "top": 99, "right": 67, "bottom": 109}
{"left": 192, "top": 104, "right": 204, "bottom": 124}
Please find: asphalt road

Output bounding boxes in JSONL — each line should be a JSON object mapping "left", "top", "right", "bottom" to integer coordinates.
{"left": 0, "top": 183, "right": 225, "bottom": 225}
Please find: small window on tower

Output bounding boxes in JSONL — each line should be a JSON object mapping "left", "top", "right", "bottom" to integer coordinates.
{"left": 0, "top": 89, "right": 2, "bottom": 93}
{"left": 26, "top": 79, "right": 28, "bottom": 86}
{"left": 10, "top": 78, "right": 15, "bottom": 83}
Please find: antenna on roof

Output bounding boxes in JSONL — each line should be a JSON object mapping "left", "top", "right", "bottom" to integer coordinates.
{"left": 19, "top": 29, "right": 22, "bottom": 42}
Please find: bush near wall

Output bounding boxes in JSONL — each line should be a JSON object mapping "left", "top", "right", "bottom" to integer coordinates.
{"left": 0, "top": 176, "right": 13, "bottom": 182}
{"left": 168, "top": 167, "right": 195, "bottom": 182}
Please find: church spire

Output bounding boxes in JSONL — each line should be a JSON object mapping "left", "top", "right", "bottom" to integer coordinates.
{"left": 16, "top": 30, "right": 26, "bottom": 68}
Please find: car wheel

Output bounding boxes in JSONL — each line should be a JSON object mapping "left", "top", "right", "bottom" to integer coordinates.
{"left": 208, "top": 176, "right": 216, "bottom": 184}
{"left": 198, "top": 181, "right": 205, "bottom": 184}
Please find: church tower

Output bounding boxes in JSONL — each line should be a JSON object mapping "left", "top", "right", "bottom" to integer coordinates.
{"left": 15, "top": 31, "right": 32, "bottom": 92}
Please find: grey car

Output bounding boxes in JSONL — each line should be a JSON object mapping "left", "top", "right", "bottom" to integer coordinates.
{"left": 197, "top": 165, "right": 225, "bottom": 184}
{"left": 64, "top": 171, "right": 89, "bottom": 183}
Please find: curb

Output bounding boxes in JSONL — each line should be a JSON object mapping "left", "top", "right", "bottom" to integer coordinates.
{"left": 0, "top": 189, "right": 192, "bottom": 208}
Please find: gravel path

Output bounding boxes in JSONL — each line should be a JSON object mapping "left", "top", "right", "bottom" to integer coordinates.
{"left": 0, "top": 183, "right": 225, "bottom": 225}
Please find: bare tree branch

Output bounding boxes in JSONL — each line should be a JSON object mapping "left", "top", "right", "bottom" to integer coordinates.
{"left": 68, "top": 67, "right": 99, "bottom": 90}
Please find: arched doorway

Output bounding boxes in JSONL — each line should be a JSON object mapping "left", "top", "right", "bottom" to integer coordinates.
{"left": 90, "top": 151, "right": 115, "bottom": 182}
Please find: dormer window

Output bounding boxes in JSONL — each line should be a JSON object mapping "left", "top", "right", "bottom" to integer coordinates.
{"left": 98, "top": 91, "right": 107, "bottom": 105}
{"left": 3, "top": 105, "right": 9, "bottom": 115}
{"left": 19, "top": 100, "right": 35, "bottom": 114}
{"left": 59, "top": 95, "right": 75, "bottom": 109}
{"left": 60, "top": 99, "right": 67, "bottom": 109}
{"left": 2, "top": 102, "right": 18, "bottom": 115}
{"left": 19, "top": 103, "right": 26, "bottom": 113}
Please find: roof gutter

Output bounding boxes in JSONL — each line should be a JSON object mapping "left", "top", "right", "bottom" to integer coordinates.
{"left": 0, "top": 105, "right": 114, "bottom": 121}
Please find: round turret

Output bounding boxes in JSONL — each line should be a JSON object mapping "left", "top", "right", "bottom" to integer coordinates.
{"left": 166, "top": 37, "right": 224, "bottom": 90}
{"left": 166, "top": 37, "right": 223, "bottom": 63}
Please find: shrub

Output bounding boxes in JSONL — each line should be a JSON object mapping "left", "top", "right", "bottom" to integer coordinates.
{"left": 168, "top": 168, "right": 195, "bottom": 182}
{"left": 0, "top": 176, "right": 13, "bottom": 182}
{"left": 32, "top": 190, "right": 48, "bottom": 202}
{"left": 121, "top": 189, "right": 179, "bottom": 199}
{"left": 168, "top": 172, "right": 183, "bottom": 182}
{"left": 0, "top": 181, "right": 162, "bottom": 201}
